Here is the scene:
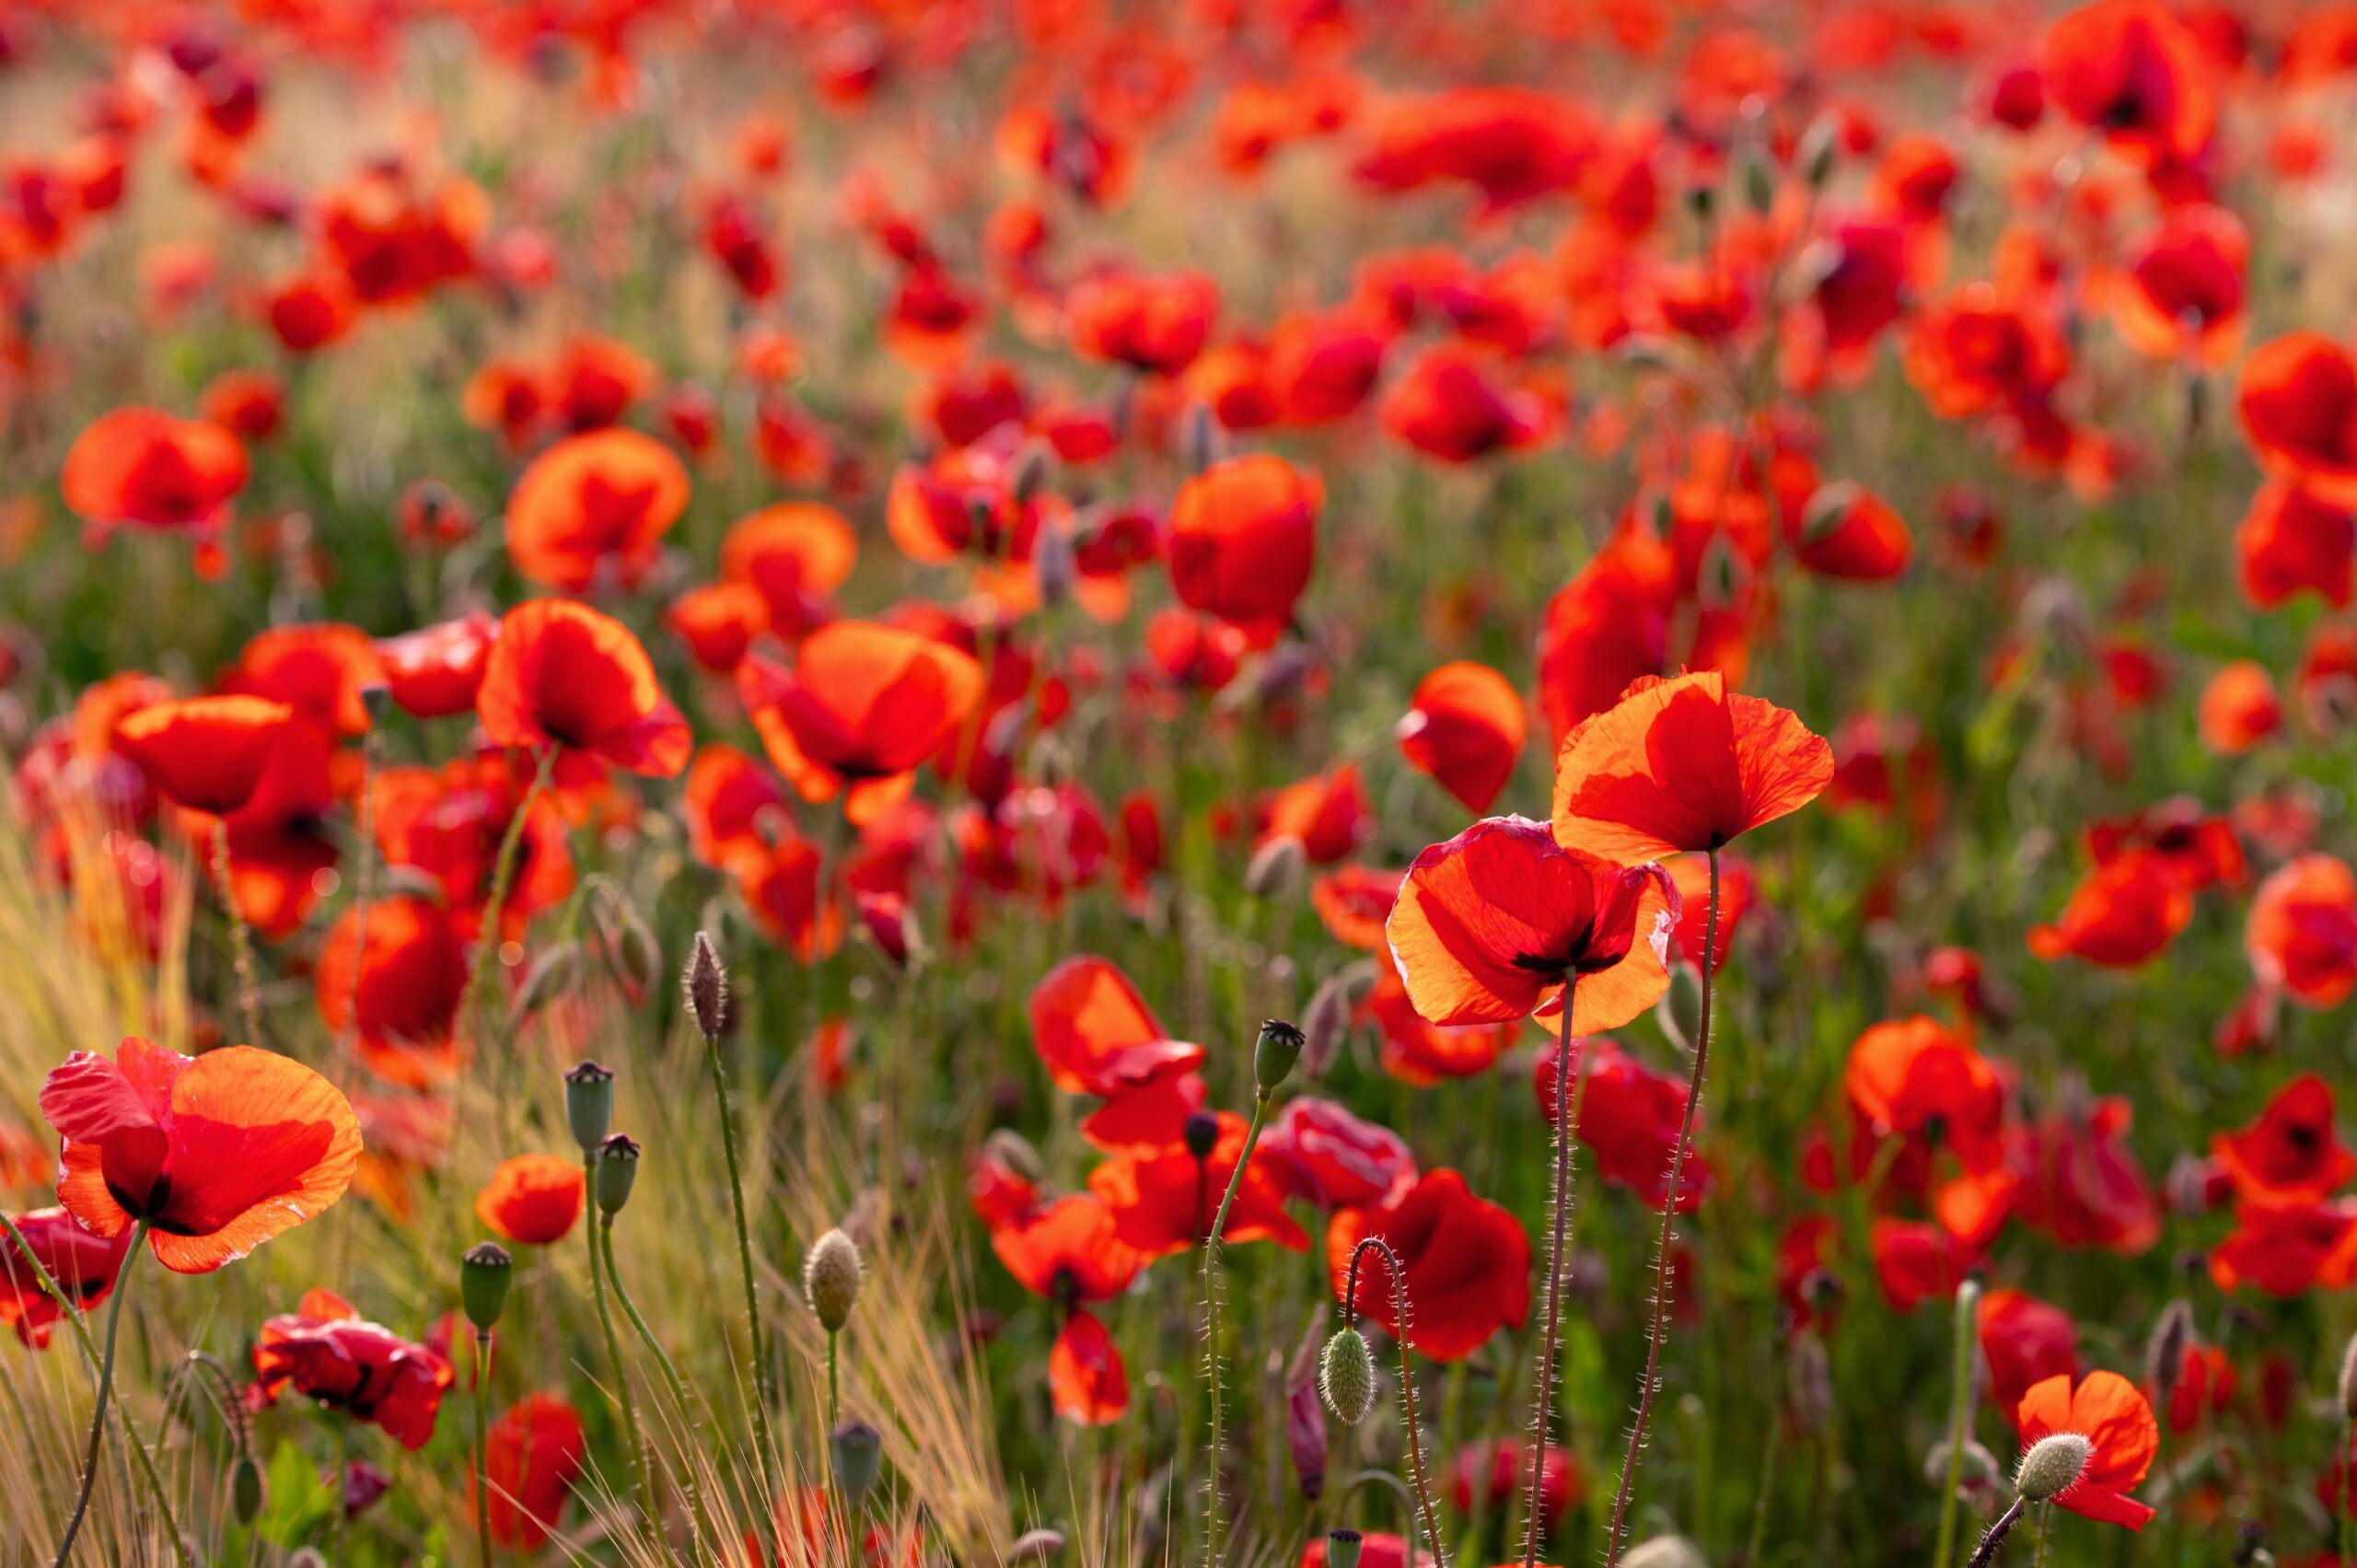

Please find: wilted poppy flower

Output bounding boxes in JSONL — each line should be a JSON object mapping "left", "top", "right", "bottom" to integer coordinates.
{"left": 41, "top": 1037, "right": 361, "bottom": 1272}
{"left": 0, "top": 1206, "right": 132, "bottom": 1348}
{"left": 738, "top": 621, "right": 985, "bottom": 825}
{"left": 1535, "top": 1037, "right": 1710, "bottom": 1212}
{"left": 1168, "top": 455, "right": 1320, "bottom": 637}
{"left": 477, "top": 1392, "right": 587, "bottom": 1548}
{"left": 2238, "top": 334, "right": 2357, "bottom": 508}
{"left": 2040, "top": 0, "right": 2214, "bottom": 170}
{"left": 2028, "top": 849, "right": 2193, "bottom": 968}
{"left": 1552, "top": 671, "right": 1833, "bottom": 863}
{"left": 2014, "top": 1370, "right": 2158, "bottom": 1530}
{"left": 505, "top": 429, "right": 690, "bottom": 591}
{"left": 2213, "top": 1074, "right": 2356, "bottom": 1203}
{"left": 477, "top": 598, "right": 691, "bottom": 777}
{"left": 62, "top": 408, "right": 248, "bottom": 532}
{"left": 1260, "top": 1098, "right": 1416, "bottom": 1210}
{"left": 1386, "top": 815, "right": 1676, "bottom": 1028}
{"left": 112, "top": 694, "right": 293, "bottom": 816}
{"left": 475, "top": 1154, "right": 586, "bottom": 1245}
{"left": 250, "top": 1288, "right": 454, "bottom": 1449}
{"left": 1050, "top": 1308, "right": 1128, "bottom": 1424}
{"left": 315, "top": 896, "right": 468, "bottom": 1088}
{"left": 1065, "top": 270, "right": 1218, "bottom": 375}
{"left": 2247, "top": 854, "right": 2357, "bottom": 1007}
{"left": 1979, "top": 1288, "right": 2078, "bottom": 1422}
{"left": 1397, "top": 661, "right": 1527, "bottom": 813}
{"left": 721, "top": 502, "right": 858, "bottom": 636}
{"left": 1329, "top": 1167, "right": 1530, "bottom": 1362}
{"left": 1089, "top": 1111, "right": 1309, "bottom": 1257}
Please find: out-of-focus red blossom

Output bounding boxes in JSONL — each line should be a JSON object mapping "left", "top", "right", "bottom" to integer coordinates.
{"left": 1049, "top": 1308, "right": 1127, "bottom": 1424}
{"left": 2014, "top": 1369, "right": 2158, "bottom": 1531}
{"left": 1168, "top": 454, "right": 1319, "bottom": 637}
{"left": 62, "top": 408, "right": 248, "bottom": 534}
{"left": 315, "top": 895, "right": 468, "bottom": 1088}
{"left": 1868, "top": 1217, "right": 1980, "bottom": 1311}
{"left": 504, "top": 428, "right": 689, "bottom": 592}
{"left": 112, "top": 694, "right": 292, "bottom": 816}
{"left": 1353, "top": 86, "right": 1595, "bottom": 215}
{"left": 722, "top": 502, "right": 858, "bottom": 636}
{"left": 1978, "top": 1287, "right": 2077, "bottom": 1423}
{"left": 2237, "top": 483, "right": 2353, "bottom": 610}
{"left": 1844, "top": 1016, "right": 2008, "bottom": 1190}
{"left": 1448, "top": 1437, "right": 1582, "bottom": 1529}
{"left": 249, "top": 1287, "right": 453, "bottom": 1449}
{"left": 1089, "top": 1110, "right": 1309, "bottom": 1257}
{"left": 1328, "top": 1167, "right": 1530, "bottom": 1362}
{"left": 2008, "top": 1097, "right": 2160, "bottom": 1256}
{"left": 474, "top": 1153, "right": 585, "bottom": 1246}
{"left": 738, "top": 621, "right": 985, "bottom": 826}
{"left": 1260, "top": 1097, "right": 1416, "bottom": 1210}
{"left": 2239, "top": 334, "right": 2357, "bottom": 509}
{"left": 2212, "top": 1074, "right": 2356, "bottom": 1203}
{"left": 474, "top": 1392, "right": 586, "bottom": 1548}
{"left": 0, "top": 1206, "right": 132, "bottom": 1348}
{"left": 2028, "top": 848, "right": 2193, "bottom": 968}
{"left": 1260, "top": 764, "right": 1373, "bottom": 865}
{"left": 1535, "top": 1037, "right": 1711, "bottom": 1212}
{"left": 2209, "top": 1198, "right": 2357, "bottom": 1296}
{"left": 1299, "top": 1534, "right": 1434, "bottom": 1568}
{"left": 1311, "top": 864, "right": 1402, "bottom": 948}
{"left": 2151, "top": 1340, "right": 2235, "bottom": 1437}
{"left": 1396, "top": 660, "right": 1527, "bottom": 813}
{"left": 2039, "top": 0, "right": 2214, "bottom": 172}
{"left": 477, "top": 598, "right": 690, "bottom": 778}
{"left": 2246, "top": 854, "right": 2357, "bottom": 1008}
{"left": 2197, "top": 661, "right": 2281, "bottom": 754}
{"left": 1065, "top": 270, "right": 1218, "bottom": 375}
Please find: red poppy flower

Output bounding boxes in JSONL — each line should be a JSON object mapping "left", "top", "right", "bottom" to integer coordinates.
{"left": 2208, "top": 1198, "right": 2357, "bottom": 1296}
{"left": 1536, "top": 1037, "right": 1711, "bottom": 1212}
{"left": 1795, "top": 485, "right": 1914, "bottom": 582}
{"left": 2237, "top": 334, "right": 2357, "bottom": 508}
{"left": 1978, "top": 1288, "right": 2078, "bottom": 1423}
{"left": 504, "top": 429, "right": 690, "bottom": 592}
{"left": 2246, "top": 854, "right": 2357, "bottom": 1007}
{"left": 1844, "top": 1016, "right": 2009, "bottom": 1187}
{"left": 1868, "top": 1217, "right": 1980, "bottom": 1311}
{"left": 2111, "top": 203, "right": 2245, "bottom": 366}
{"left": 1089, "top": 1111, "right": 1309, "bottom": 1257}
{"left": 721, "top": 502, "right": 858, "bottom": 637}
{"left": 1386, "top": 815, "right": 1677, "bottom": 1028}
{"left": 2197, "top": 661, "right": 2281, "bottom": 755}
{"left": 1536, "top": 536, "right": 1674, "bottom": 740}
{"left": 1378, "top": 346, "right": 1549, "bottom": 463}
{"left": 111, "top": 695, "right": 293, "bottom": 816}
{"left": 250, "top": 1288, "right": 454, "bottom": 1449}
{"left": 728, "top": 832, "right": 845, "bottom": 962}
{"left": 1449, "top": 1438, "right": 1582, "bottom": 1529}
{"left": 737, "top": 621, "right": 986, "bottom": 825}
{"left": 1049, "top": 1307, "right": 1128, "bottom": 1424}
{"left": 476, "top": 598, "right": 691, "bottom": 777}
{"left": 223, "top": 623, "right": 385, "bottom": 737}
{"left": 476, "top": 1392, "right": 587, "bottom": 1548}
{"left": 1552, "top": 671, "right": 1834, "bottom": 863}
{"left": 2084, "top": 798, "right": 2246, "bottom": 894}
{"left": 683, "top": 745, "right": 789, "bottom": 868}
{"left": 1397, "top": 661, "right": 1527, "bottom": 814}
{"left": 1300, "top": 1534, "right": 1434, "bottom": 1568}
{"left": 2040, "top": 0, "right": 2214, "bottom": 170}
{"left": 668, "top": 583, "right": 768, "bottom": 674}
{"left": 475, "top": 1154, "right": 586, "bottom": 1246}
{"left": 1260, "top": 764, "right": 1374, "bottom": 865}
{"left": 1310, "top": 865, "right": 1404, "bottom": 948}
{"left": 41, "top": 1037, "right": 361, "bottom": 1273}
{"left": 2236, "top": 483, "right": 2353, "bottom": 610}
{"left": 2212, "top": 1074, "right": 2357, "bottom": 1203}
{"left": 2152, "top": 1342, "right": 2235, "bottom": 1436}
{"left": 1167, "top": 454, "right": 1321, "bottom": 637}
{"left": 315, "top": 896, "right": 468, "bottom": 1088}
{"left": 62, "top": 408, "right": 249, "bottom": 532}
{"left": 2028, "top": 849, "right": 2194, "bottom": 968}
{"left": 1065, "top": 270, "right": 1219, "bottom": 375}
{"left": 1329, "top": 1168, "right": 1530, "bottom": 1363}
{"left": 2014, "top": 1370, "right": 2158, "bottom": 1531}
{"left": 1260, "top": 1098, "right": 1417, "bottom": 1210}
{"left": 1365, "top": 947, "right": 1515, "bottom": 1085}
{"left": 371, "top": 761, "right": 575, "bottom": 920}
{"left": 0, "top": 1206, "right": 133, "bottom": 1348}
{"left": 1353, "top": 86, "right": 1594, "bottom": 215}
{"left": 990, "top": 1193, "right": 1147, "bottom": 1303}
{"left": 2012, "top": 1098, "right": 2160, "bottom": 1256}
{"left": 376, "top": 614, "right": 495, "bottom": 720}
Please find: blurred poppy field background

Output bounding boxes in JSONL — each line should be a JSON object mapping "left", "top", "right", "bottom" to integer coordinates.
{"left": 9, "top": 1, "right": 2357, "bottom": 1565}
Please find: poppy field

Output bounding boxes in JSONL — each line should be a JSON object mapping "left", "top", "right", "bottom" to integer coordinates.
{"left": 14, "top": 1, "right": 2357, "bottom": 1565}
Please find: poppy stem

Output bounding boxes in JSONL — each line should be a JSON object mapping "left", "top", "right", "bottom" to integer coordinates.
{"left": 2028, "top": 1501, "right": 2050, "bottom": 1568}
{"left": 473, "top": 1330, "right": 496, "bottom": 1568}
{"left": 602, "top": 1215, "right": 716, "bottom": 1553}
{"left": 1604, "top": 847, "right": 1719, "bottom": 1568}
{"left": 1967, "top": 1496, "right": 2026, "bottom": 1568}
{"left": 1201, "top": 1086, "right": 1273, "bottom": 1568}
{"left": 460, "top": 743, "right": 560, "bottom": 1064}
{"left": 584, "top": 1146, "right": 660, "bottom": 1539}
{"left": 1344, "top": 1236, "right": 1446, "bottom": 1568}
{"left": 700, "top": 1019, "right": 783, "bottom": 1539}
{"left": 827, "top": 1329, "right": 841, "bottom": 1429}
{"left": 1932, "top": 1279, "right": 1982, "bottom": 1568}
{"left": 1519, "top": 982, "right": 1581, "bottom": 1568}
{"left": 52, "top": 1218, "right": 147, "bottom": 1568}
{"left": 210, "top": 822, "right": 262, "bottom": 1048}
{"left": 2342, "top": 1410, "right": 2352, "bottom": 1568}
{"left": 329, "top": 1413, "right": 349, "bottom": 1565}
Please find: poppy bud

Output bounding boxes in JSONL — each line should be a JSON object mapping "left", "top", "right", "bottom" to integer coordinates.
{"left": 804, "top": 1227, "right": 865, "bottom": 1331}
{"left": 1182, "top": 1110, "right": 1221, "bottom": 1161}
{"left": 1318, "top": 1328, "right": 1376, "bottom": 1424}
{"left": 1034, "top": 516, "right": 1075, "bottom": 609}
{"left": 1324, "top": 1529, "right": 1364, "bottom": 1568}
{"left": 231, "top": 1452, "right": 265, "bottom": 1526}
{"left": 460, "top": 1241, "right": 514, "bottom": 1331}
{"left": 1922, "top": 1435, "right": 1999, "bottom": 1494}
{"left": 830, "top": 1418, "right": 884, "bottom": 1505}
{"left": 1788, "top": 1330, "right": 1832, "bottom": 1434}
{"left": 1182, "top": 401, "right": 1217, "bottom": 475}
{"left": 1697, "top": 530, "right": 1747, "bottom": 611}
{"left": 1244, "top": 834, "right": 1306, "bottom": 900}
{"left": 515, "top": 939, "right": 584, "bottom": 1017}
{"left": 594, "top": 893, "right": 662, "bottom": 995}
{"left": 1799, "top": 114, "right": 1840, "bottom": 189}
{"left": 1740, "top": 147, "right": 1775, "bottom": 215}
{"left": 1254, "top": 1018, "right": 1304, "bottom": 1095}
{"left": 1007, "top": 1528, "right": 1067, "bottom": 1563}
{"left": 1801, "top": 482, "right": 1861, "bottom": 548}
{"left": 1302, "top": 971, "right": 1353, "bottom": 1078}
{"left": 358, "top": 681, "right": 391, "bottom": 723}
{"left": 291, "top": 1551, "right": 327, "bottom": 1568}
{"left": 686, "top": 931, "right": 730, "bottom": 1037}
{"left": 1656, "top": 962, "right": 1702, "bottom": 1053}
{"left": 1685, "top": 182, "right": 1715, "bottom": 224}
{"left": 2339, "top": 1330, "right": 2357, "bottom": 1421}
{"left": 983, "top": 1128, "right": 1045, "bottom": 1186}
{"left": 593, "top": 1133, "right": 640, "bottom": 1214}
{"left": 1011, "top": 439, "right": 1053, "bottom": 505}
{"left": 2145, "top": 1298, "right": 2194, "bottom": 1404}
{"left": 2014, "top": 1433, "right": 2093, "bottom": 1502}
{"left": 563, "top": 1061, "right": 615, "bottom": 1152}
{"left": 1618, "top": 337, "right": 1678, "bottom": 377}
{"left": 1287, "top": 1374, "right": 1327, "bottom": 1500}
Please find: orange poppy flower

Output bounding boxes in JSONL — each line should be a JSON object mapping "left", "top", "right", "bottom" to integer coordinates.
{"left": 1088, "top": 1111, "right": 1309, "bottom": 1258}
{"left": 111, "top": 694, "right": 293, "bottom": 816}
{"left": 2245, "top": 854, "right": 2357, "bottom": 1007}
{"left": 2196, "top": 660, "right": 2281, "bottom": 755}
{"left": 2237, "top": 334, "right": 2357, "bottom": 508}
{"left": 61, "top": 407, "right": 248, "bottom": 531}
{"left": 720, "top": 501, "right": 858, "bottom": 636}
{"left": 1364, "top": 946, "right": 1513, "bottom": 1084}
{"left": 2028, "top": 848, "right": 2193, "bottom": 968}
{"left": 1310, "top": 865, "right": 1404, "bottom": 948}
{"left": 377, "top": 614, "right": 496, "bottom": 719}
{"left": 40, "top": 1036, "right": 361, "bottom": 1272}
{"left": 1065, "top": 269, "right": 1218, "bottom": 375}
{"left": 737, "top": 621, "right": 985, "bottom": 825}
{"left": 477, "top": 1393, "right": 587, "bottom": 1548}
{"left": 1049, "top": 1307, "right": 1127, "bottom": 1424}
{"left": 1168, "top": 455, "right": 1320, "bottom": 636}
{"left": 223, "top": 622, "right": 386, "bottom": 737}
{"left": 2040, "top": 0, "right": 2214, "bottom": 170}
{"left": 1327, "top": 1168, "right": 1530, "bottom": 1362}
{"left": 2212, "top": 1074, "right": 2356, "bottom": 1204}
{"left": 475, "top": 1153, "right": 586, "bottom": 1245}
{"left": 1397, "top": 661, "right": 1527, "bottom": 813}
{"left": 476, "top": 598, "right": 691, "bottom": 777}
{"left": 683, "top": 744, "right": 788, "bottom": 866}
{"left": 667, "top": 582, "right": 769, "bottom": 674}
{"left": 315, "top": 895, "right": 468, "bottom": 1088}
{"left": 1844, "top": 1016, "right": 2009, "bottom": 1185}
{"left": 991, "top": 1193, "right": 1149, "bottom": 1304}
{"left": 504, "top": 428, "right": 690, "bottom": 592}
{"left": 2014, "top": 1370, "right": 2157, "bottom": 1530}
{"left": 1387, "top": 815, "right": 1676, "bottom": 1028}
{"left": 1353, "top": 86, "right": 1594, "bottom": 215}
{"left": 1260, "top": 764, "right": 1373, "bottom": 865}
{"left": 1552, "top": 671, "right": 1833, "bottom": 863}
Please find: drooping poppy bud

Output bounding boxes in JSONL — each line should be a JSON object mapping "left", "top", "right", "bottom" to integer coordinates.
{"left": 1183, "top": 1110, "right": 1222, "bottom": 1161}
{"left": 1319, "top": 1327, "right": 1376, "bottom": 1423}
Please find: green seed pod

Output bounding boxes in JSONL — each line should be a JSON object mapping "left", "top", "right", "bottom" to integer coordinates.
{"left": 563, "top": 1061, "right": 615, "bottom": 1152}
{"left": 1254, "top": 1018, "right": 1305, "bottom": 1095}
{"left": 230, "top": 1452, "right": 265, "bottom": 1526}
{"left": 830, "top": 1418, "right": 884, "bottom": 1505}
{"left": 2014, "top": 1433, "right": 2094, "bottom": 1502}
{"left": 1324, "top": 1529, "right": 1364, "bottom": 1568}
{"left": 460, "top": 1241, "right": 514, "bottom": 1331}
{"left": 804, "top": 1227, "right": 865, "bottom": 1331}
{"left": 1318, "top": 1328, "right": 1376, "bottom": 1424}
{"left": 593, "top": 1133, "right": 640, "bottom": 1215}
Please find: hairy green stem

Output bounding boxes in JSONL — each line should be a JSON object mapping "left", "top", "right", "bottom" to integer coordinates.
{"left": 584, "top": 1149, "right": 658, "bottom": 1536}
{"left": 52, "top": 1219, "right": 148, "bottom": 1568}
{"left": 1933, "top": 1281, "right": 1981, "bottom": 1568}
{"left": 473, "top": 1330, "right": 496, "bottom": 1568}
{"left": 1520, "top": 984, "right": 1580, "bottom": 1568}
{"left": 1343, "top": 1237, "right": 1446, "bottom": 1568}
{"left": 1202, "top": 1087, "right": 1272, "bottom": 1568}
{"left": 702, "top": 1022, "right": 782, "bottom": 1518}
{"left": 602, "top": 1217, "right": 715, "bottom": 1551}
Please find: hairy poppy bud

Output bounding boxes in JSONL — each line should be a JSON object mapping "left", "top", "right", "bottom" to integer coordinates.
{"left": 2014, "top": 1433, "right": 2093, "bottom": 1502}
{"left": 563, "top": 1061, "right": 614, "bottom": 1152}
{"left": 1302, "top": 970, "right": 1353, "bottom": 1078}
{"left": 594, "top": 893, "right": 661, "bottom": 995}
{"left": 1006, "top": 1528, "right": 1067, "bottom": 1563}
{"left": 1255, "top": 1018, "right": 1304, "bottom": 1095}
{"left": 460, "top": 1241, "right": 514, "bottom": 1331}
{"left": 1924, "top": 1435, "right": 1999, "bottom": 1493}
{"left": 1318, "top": 1328, "right": 1376, "bottom": 1424}
{"left": 1740, "top": 147, "right": 1775, "bottom": 215}
{"left": 1788, "top": 1330, "right": 1833, "bottom": 1434}
{"left": 1324, "top": 1529, "right": 1364, "bottom": 1568}
{"left": 805, "top": 1227, "right": 864, "bottom": 1331}
{"left": 830, "top": 1418, "right": 884, "bottom": 1505}
{"left": 231, "top": 1452, "right": 265, "bottom": 1526}
{"left": 1034, "top": 516, "right": 1075, "bottom": 609}
{"left": 1011, "top": 439, "right": 1052, "bottom": 505}
{"left": 2145, "top": 1298, "right": 2194, "bottom": 1404}
{"left": 1182, "top": 1110, "right": 1221, "bottom": 1161}
{"left": 593, "top": 1133, "right": 640, "bottom": 1214}
{"left": 686, "top": 932, "right": 729, "bottom": 1038}
{"left": 1685, "top": 182, "right": 1715, "bottom": 224}
{"left": 1183, "top": 401, "right": 1217, "bottom": 475}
